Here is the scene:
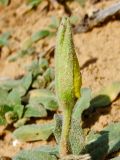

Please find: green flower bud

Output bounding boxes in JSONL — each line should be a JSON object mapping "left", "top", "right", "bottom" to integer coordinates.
{"left": 55, "top": 17, "right": 82, "bottom": 157}
{"left": 55, "top": 17, "right": 82, "bottom": 110}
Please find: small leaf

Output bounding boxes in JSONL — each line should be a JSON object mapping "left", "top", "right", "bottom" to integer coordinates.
{"left": 0, "top": 105, "right": 12, "bottom": 125}
{"left": 43, "top": 67, "right": 55, "bottom": 83}
{"left": 69, "top": 88, "right": 91, "bottom": 155}
{"left": 7, "top": 89, "right": 21, "bottom": 105}
{"left": 31, "top": 30, "right": 50, "bottom": 42}
{"left": 48, "top": 16, "right": 60, "bottom": 30}
{"left": 14, "top": 104, "right": 24, "bottom": 119}
{"left": 91, "top": 81, "right": 120, "bottom": 109}
{"left": 0, "top": 32, "right": 10, "bottom": 46}
{"left": 27, "top": 0, "right": 42, "bottom": 8}
{"left": 14, "top": 118, "right": 28, "bottom": 128}
{"left": 110, "top": 157, "right": 120, "bottom": 160}
{"left": 86, "top": 122, "right": 120, "bottom": 160}
{"left": 13, "top": 146, "right": 58, "bottom": 160}
{"left": 5, "top": 111, "right": 18, "bottom": 124}
{"left": 53, "top": 114, "right": 62, "bottom": 143}
{"left": 13, "top": 122, "right": 54, "bottom": 142}
{"left": 0, "top": 88, "right": 8, "bottom": 105}
{"left": 17, "top": 72, "right": 32, "bottom": 96}
{"left": 24, "top": 103, "right": 47, "bottom": 118}
{"left": 0, "top": 73, "right": 32, "bottom": 96}
{"left": 29, "top": 89, "right": 58, "bottom": 111}
{"left": 0, "top": 79, "right": 20, "bottom": 91}
{"left": 73, "top": 88, "right": 91, "bottom": 121}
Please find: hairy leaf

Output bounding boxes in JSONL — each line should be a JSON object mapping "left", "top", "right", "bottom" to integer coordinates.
{"left": 91, "top": 81, "right": 120, "bottom": 109}
{"left": 32, "top": 30, "right": 50, "bottom": 42}
{"left": 86, "top": 122, "right": 120, "bottom": 160}
{"left": 69, "top": 88, "right": 91, "bottom": 155}
{"left": 29, "top": 89, "right": 58, "bottom": 111}
{"left": 13, "top": 122, "right": 54, "bottom": 142}
{"left": 27, "top": 0, "right": 42, "bottom": 8}
{"left": 13, "top": 146, "right": 58, "bottom": 160}
{"left": 24, "top": 103, "right": 47, "bottom": 118}
{"left": 0, "top": 32, "right": 10, "bottom": 46}
{"left": 53, "top": 114, "right": 62, "bottom": 143}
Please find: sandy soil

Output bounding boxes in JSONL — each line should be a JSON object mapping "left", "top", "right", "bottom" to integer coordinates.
{"left": 0, "top": 0, "right": 120, "bottom": 158}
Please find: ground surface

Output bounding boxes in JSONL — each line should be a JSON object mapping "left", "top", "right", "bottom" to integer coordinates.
{"left": 0, "top": 0, "right": 120, "bottom": 158}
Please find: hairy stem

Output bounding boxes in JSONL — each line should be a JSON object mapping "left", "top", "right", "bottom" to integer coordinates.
{"left": 59, "top": 107, "right": 72, "bottom": 157}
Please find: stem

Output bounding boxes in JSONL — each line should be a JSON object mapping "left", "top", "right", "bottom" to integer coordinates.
{"left": 59, "top": 107, "right": 72, "bottom": 157}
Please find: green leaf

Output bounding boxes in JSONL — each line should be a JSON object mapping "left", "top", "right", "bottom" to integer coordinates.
{"left": 13, "top": 104, "right": 24, "bottom": 119}
{"left": 13, "top": 146, "right": 58, "bottom": 160}
{"left": 26, "top": 58, "right": 48, "bottom": 77}
{"left": 0, "top": 73, "right": 32, "bottom": 96}
{"left": 48, "top": 16, "right": 60, "bottom": 30}
{"left": 24, "top": 103, "right": 47, "bottom": 118}
{"left": 7, "top": 89, "right": 21, "bottom": 105}
{"left": 0, "top": 88, "right": 8, "bottom": 105}
{"left": 86, "top": 122, "right": 120, "bottom": 160}
{"left": 27, "top": 0, "right": 42, "bottom": 8}
{"left": 0, "top": 32, "right": 10, "bottom": 46}
{"left": 0, "top": 105, "right": 12, "bottom": 125}
{"left": 13, "top": 122, "right": 54, "bottom": 142}
{"left": 53, "top": 114, "right": 62, "bottom": 144}
{"left": 43, "top": 67, "right": 55, "bottom": 83}
{"left": 29, "top": 89, "right": 58, "bottom": 111}
{"left": 0, "top": 79, "right": 20, "bottom": 91}
{"left": 31, "top": 30, "right": 50, "bottom": 42}
{"left": 110, "top": 157, "right": 120, "bottom": 160}
{"left": 17, "top": 72, "right": 32, "bottom": 96}
{"left": 75, "top": 0, "right": 87, "bottom": 7}
{"left": 5, "top": 111, "right": 18, "bottom": 124}
{"left": 69, "top": 88, "right": 91, "bottom": 155}
{"left": 91, "top": 81, "right": 120, "bottom": 109}
{"left": 73, "top": 88, "right": 91, "bottom": 121}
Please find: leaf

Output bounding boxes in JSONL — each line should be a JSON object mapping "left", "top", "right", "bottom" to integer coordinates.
{"left": 0, "top": 88, "right": 8, "bottom": 105}
{"left": 69, "top": 88, "right": 91, "bottom": 155}
{"left": 7, "top": 89, "right": 21, "bottom": 105}
{"left": 61, "top": 154, "right": 91, "bottom": 160}
{"left": 24, "top": 103, "right": 47, "bottom": 118}
{"left": 27, "top": 0, "right": 42, "bottom": 8}
{"left": 0, "top": 105, "right": 12, "bottom": 125}
{"left": 13, "top": 146, "right": 58, "bottom": 160}
{"left": 26, "top": 58, "right": 48, "bottom": 77}
{"left": 13, "top": 122, "right": 54, "bottom": 142}
{"left": 86, "top": 122, "right": 120, "bottom": 160}
{"left": 29, "top": 89, "right": 58, "bottom": 111}
{"left": 0, "top": 32, "right": 10, "bottom": 46}
{"left": 13, "top": 104, "right": 24, "bottom": 119}
{"left": 31, "top": 30, "right": 50, "bottom": 42}
{"left": 17, "top": 72, "right": 32, "bottom": 96}
{"left": 5, "top": 111, "right": 18, "bottom": 124}
{"left": 53, "top": 114, "right": 62, "bottom": 144}
{"left": 75, "top": 0, "right": 87, "bottom": 7}
{"left": 48, "top": 16, "right": 60, "bottom": 30}
{"left": 0, "top": 79, "right": 20, "bottom": 91}
{"left": 43, "top": 67, "right": 55, "bottom": 83}
{"left": 72, "top": 88, "right": 91, "bottom": 122}
{"left": 0, "top": 73, "right": 32, "bottom": 96}
{"left": 91, "top": 81, "right": 120, "bottom": 109}
{"left": 8, "top": 47, "right": 35, "bottom": 61}
{"left": 110, "top": 157, "right": 120, "bottom": 160}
